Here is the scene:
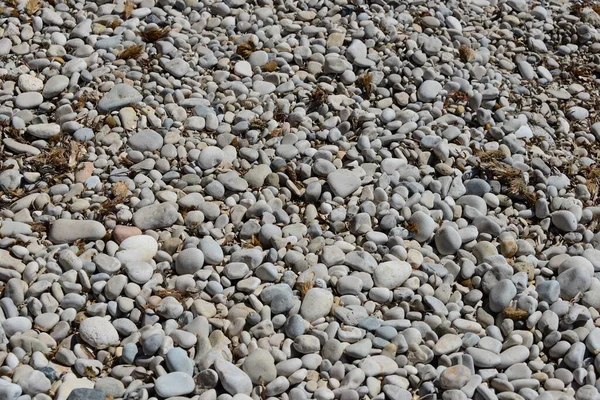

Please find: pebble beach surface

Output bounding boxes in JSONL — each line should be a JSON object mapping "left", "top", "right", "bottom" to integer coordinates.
{"left": 2, "top": 0, "right": 600, "bottom": 400}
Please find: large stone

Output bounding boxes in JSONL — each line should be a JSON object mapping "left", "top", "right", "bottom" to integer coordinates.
{"left": 327, "top": 169, "right": 361, "bottom": 197}
{"left": 300, "top": 288, "right": 334, "bottom": 322}
{"left": 79, "top": 317, "right": 120, "bottom": 349}
{"left": 48, "top": 220, "right": 107, "bottom": 243}
{"left": 98, "top": 84, "right": 143, "bottom": 113}
{"left": 132, "top": 202, "right": 179, "bottom": 230}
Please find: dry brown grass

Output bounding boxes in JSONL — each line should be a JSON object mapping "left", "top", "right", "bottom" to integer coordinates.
{"left": 357, "top": 73, "right": 373, "bottom": 99}
{"left": 443, "top": 90, "right": 469, "bottom": 109}
{"left": 249, "top": 118, "right": 268, "bottom": 130}
{"left": 124, "top": 0, "right": 135, "bottom": 19}
{"left": 119, "top": 44, "right": 144, "bottom": 60}
{"left": 311, "top": 87, "right": 328, "bottom": 107}
{"left": 28, "top": 139, "right": 84, "bottom": 184}
{"left": 480, "top": 159, "right": 538, "bottom": 206}
{"left": 236, "top": 40, "right": 257, "bottom": 58}
{"left": 476, "top": 149, "right": 506, "bottom": 162}
{"left": 296, "top": 281, "right": 313, "bottom": 299}
{"left": 140, "top": 27, "right": 170, "bottom": 42}
{"left": 406, "top": 220, "right": 420, "bottom": 235}
{"left": 503, "top": 307, "right": 529, "bottom": 321}
{"left": 458, "top": 44, "right": 475, "bottom": 63}
{"left": 583, "top": 166, "right": 600, "bottom": 199}
{"left": 262, "top": 60, "right": 278, "bottom": 72}
{"left": 107, "top": 19, "right": 122, "bottom": 29}
{"left": 25, "top": 0, "right": 40, "bottom": 15}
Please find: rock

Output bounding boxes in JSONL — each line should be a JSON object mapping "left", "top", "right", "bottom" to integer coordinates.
{"left": 435, "top": 225, "right": 462, "bottom": 254}
{"left": 214, "top": 359, "right": 253, "bottom": 395}
{"left": 98, "top": 84, "right": 143, "bottom": 113}
{"left": 133, "top": 202, "right": 179, "bottom": 230}
{"left": 128, "top": 129, "right": 164, "bottom": 151}
{"left": 489, "top": 279, "right": 517, "bottom": 312}
{"left": 360, "top": 356, "right": 398, "bottom": 376}
{"left": 48, "top": 220, "right": 107, "bottom": 243}
{"left": 373, "top": 260, "right": 412, "bottom": 289}
{"left": 154, "top": 372, "right": 195, "bottom": 397}
{"left": 327, "top": 169, "right": 361, "bottom": 197}
{"left": 552, "top": 211, "right": 578, "bottom": 232}
{"left": 242, "top": 349, "right": 277, "bottom": 384}
{"left": 26, "top": 123, "right": 61, "bottom": 139}
{"left": 557, "top": 266, "right": 592, "bottom": 300}
{"left": 79, "top": 317, "right": 120, "bottom": 349}
{"left": 440, "top": 365, "right": 471, "bottom": 390}
{"left": 175, "top": 247, "right": 205, "bottom": 275}
{"left": 418, "top": 80, "right": 442, "bottom": 102}
{"left": 66, "top": 389, "right": 106, "bottom": 400}
{"left": 300, "top": 288, "right": 334, "bottom": 322}
{"left": 43, "top": 75, "right": 69, "bottom": 98}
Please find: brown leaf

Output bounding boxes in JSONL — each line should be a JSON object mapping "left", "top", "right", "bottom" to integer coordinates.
{"left": 25, "top": 0, "right": 40, "bottom": 15}
{"left": 124, "top": 0, "right": 135, "bottom": 19}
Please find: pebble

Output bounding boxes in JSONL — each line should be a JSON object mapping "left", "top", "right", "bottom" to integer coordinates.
{"left": 0, "top": 2, "right": 597, "bottom": 400}
{"left": 214, "top": 359, "right": 253, "bottom": 395}
{"left": 79, "top": 317, "right": 120, "bottom": 349}
{"left": 154, "top": 372, "right": 195, "bottom": 397}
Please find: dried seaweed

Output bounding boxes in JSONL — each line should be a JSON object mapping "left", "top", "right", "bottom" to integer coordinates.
{"left": 357, "top": 73, "right": 373, "bottom": 98}
{"left": 458, "top": 44, "right": 475, "bottom": 63}
{"left": 311, "top": 87, "right": 328, "bottom": 107}
{"left": 124, "top": 0, "right": 135, "bottom": 19}
{"left": 28, "top": 139, "right": 84, "bottom": 184}
{"left": 262, "top": 60, "right": 278, "bottom": 72}
{"left": 119, "top": 44, "right": 144, "bottom": 60}
{"left": 25, "top": 0, "right": 40, "bottom": 15}
{"left": 502, "top": 307, "right": 529, "bottom": 321}
{"left": 139, "top": 27, "right": 170, "bottom": 42}
{"left": 236, "top": 40, "right": 257, "bottom": 58}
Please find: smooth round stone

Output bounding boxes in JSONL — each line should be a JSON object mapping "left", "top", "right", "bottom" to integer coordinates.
{"left": 16, "top": 92, "right": 44, "bottom": 109}
{"left": 242, "top": 349, "right": 277, "bottom": 384}
{"left": 48, "top": 219, "right": 106, "bottom": 243}
{"left": 26, "top": 123, "right": 61, "bottom": 139}
{"left": 551, "top": 211, "right": 578, "bottom": 232}
{"left": 327, "top": 169, "right": 361, "bottom": 197}
{"left": 498, "top": 345, "right": 530, "bottom": 368}
{"left": 234, "top": 60, "right": 253, "bottom": 77}
{"left": 198, "top": 146, "right": 225, "bottom": 169}
{"left": 18, "top": 75, "right": 44, "bottom": 91}
{"left": 132, "top": 202, "right": 179, "bottom": 230}
{"left": 433, "top": 334, "right": 462, "bottom": 355}
{"left": 1, "top": 316, "right": 32, "bottom": 337}
{"left": 79, "top": 317, "right": 120, "bottom": 349}
{"left": 74, "top": 127, "right": 94, "bottom": 141}
{"left": 165, "top": 348, "right": 194, "bottom": 376}
{"left": 359, "top": 355, "right": 398, "bottom": 376}
{"left": 489, "top": 279, "right": 517, "bottom": 312}
{"left": 214, "top": 359, "right": 253, "bottom": 395}
{"left": 417, "top": 80, "right": 442, "bottom": 102}
{"left": 300, "top": 288, "right": 334, "bottom": 322}
{"left": 43, "top": 74, "right": 69, "bottom": 98}
{"left": 98, "top": 83, "right": 143, "bottom": 113}
{"left": 154, "top": 372, "right": 195, "bottom": 397}
{"left": 440, "top": 365, "right": 471, "bottom": 390}
{"left": 123, "top": 260, "right": 153, "bottom": 284}
{"left": 116, "top": 235, "right": 158, "bottom": 263}
{"left": 373, "top": 260, "right": 411, "bottom": 289}
{"left": 435, "top": 225, "right": 462, "bottom": 255}
{"left": 293, "top": 335, "right": 321, "bottom": 353}
{"left": 537, "top": 280, "right": 560, "bottom": 303}
{"left": 128, "top": 129, "right": 163, "bottom": 152}
{"left": 409, "top": 211, "right": 436, "bottom": 242}
{"left": 557, "top": 265, "right": 592, "bottom": 300}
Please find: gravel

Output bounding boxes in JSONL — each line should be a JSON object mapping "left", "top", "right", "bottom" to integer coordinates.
{"left": 2, "top": 0, "right": 600, "bottom": 399}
